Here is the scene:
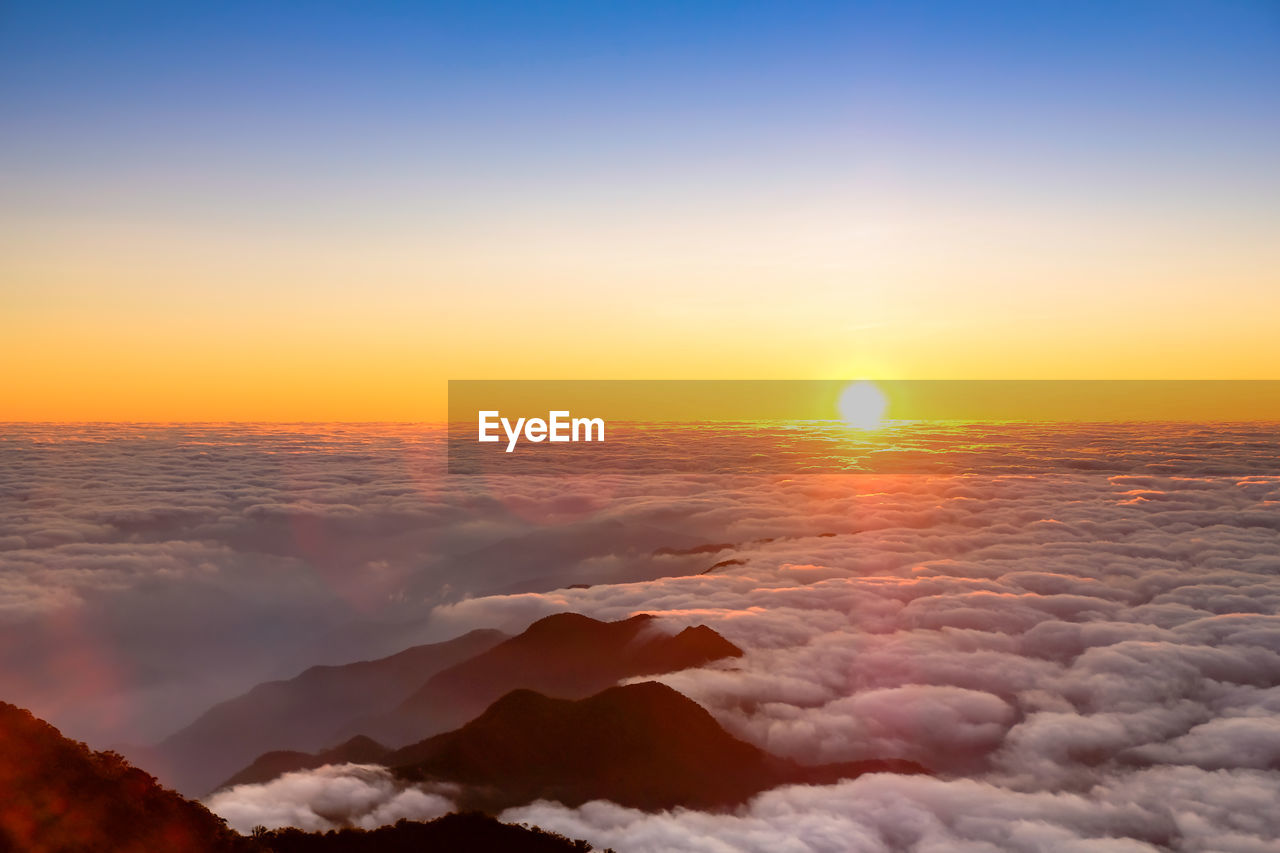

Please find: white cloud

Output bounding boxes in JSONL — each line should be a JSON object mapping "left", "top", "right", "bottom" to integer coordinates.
{"left": 203, "top": 763, "right": 454, "bottom": 834}
{"left": 505, "top": 767, "right": 1280, "bottom": 853}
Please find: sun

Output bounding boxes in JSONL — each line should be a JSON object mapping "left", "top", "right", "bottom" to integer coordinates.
{"left": 836, "top": 381, "right": 888, "bottom": 430}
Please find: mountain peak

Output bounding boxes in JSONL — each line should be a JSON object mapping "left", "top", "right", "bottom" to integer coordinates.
{"left": 382, "top": 612, "right": 741, "bottom": 746}
{"left": 215, "top": 734, "right": 391, "bottom": 791}
{"left": 335, "top": 734, "right": 385, "bottom": 753}
{"left": 389, "top": 682, "right": 927, "bottom": 813}
{"left": 521, "top": 611, "right": 655, "bottom": 638}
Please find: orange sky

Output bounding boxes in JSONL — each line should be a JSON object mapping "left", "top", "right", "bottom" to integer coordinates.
{"left": 4, "top": 245, "right": 1277, "bottom": 422}
{"left": 5, "top": 194, "right": 1279, "bottom": 421}
{"left": 4, "top": 197, "right": 1278, "bottom": 422}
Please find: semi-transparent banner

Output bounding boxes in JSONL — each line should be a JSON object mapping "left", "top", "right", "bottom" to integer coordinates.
{"left": 447, "top": 380, "right": 1280, "bottom": 475}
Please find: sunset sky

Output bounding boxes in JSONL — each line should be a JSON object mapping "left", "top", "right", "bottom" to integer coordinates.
{"left": 2, "top": 1, "right": 1278, "bottom": 420}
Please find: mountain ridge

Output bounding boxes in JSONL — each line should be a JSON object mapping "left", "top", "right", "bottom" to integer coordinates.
{"left": 152, "top": 628, "right": 508, "bottom": 796}
{"left": 0, "top": 701, "right": 244, "bottom": 853}
{"left": 346, "top": 612, "right": 743, "bottom": 747}
{"left": 216, "top": 735, "right": 390, "bottom": 791}
{"left": 388, "top": 681, "right": 929, "bottom": 812}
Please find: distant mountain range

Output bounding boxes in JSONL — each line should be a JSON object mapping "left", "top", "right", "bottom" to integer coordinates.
{"left": 153, "top": 628, "right": 507, "bottom": 795}
{"left": 189, "top": 613, "right": 740, "bottom": 796}
{"left": 353, "top": 612, "right": 743, "bottom": 746}
{"left": 218, "top": 679, "right": 926, "bottom": 814}
{"left": 3, "top": 604, "right": 928, "bottom": 847}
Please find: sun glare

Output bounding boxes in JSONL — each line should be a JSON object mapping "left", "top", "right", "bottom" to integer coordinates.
{"left": 837, "top": 381, "right": 888, "bottom": 430}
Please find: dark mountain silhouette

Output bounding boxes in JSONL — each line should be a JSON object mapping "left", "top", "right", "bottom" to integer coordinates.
{"left": 216, "top": 736, "right": 390, "bottom": 791}
{"left": 212, "top": 614, "right": 738, "bottom": 793}
{"left": 0, "top": 701, "right": 245, "bottom": 853}
{"left": 252, "top": 813, "right": 604, "bottom": 852}
{"left": 388, "top": 682, "right": 928, "bottom": 812}
{"left": 357, "top": 613, "right": 742, "bottom": 746}
{"left": 153, "top": 628, "right": 506, "bottom": 796}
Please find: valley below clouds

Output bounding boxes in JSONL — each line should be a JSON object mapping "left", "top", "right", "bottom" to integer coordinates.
{"left": 2, "top": 422, "right": 1279, "bottom": 851}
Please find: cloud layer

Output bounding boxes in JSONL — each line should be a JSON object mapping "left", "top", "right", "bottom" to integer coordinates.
{"left": 505, "top": 767, "right": 1279, "bottom": 853}
{"left": 3, "top": 422, "right": 1278, "bottom": 850}
{"left": 203, "top": 764, "right": 454, "bottom": 834}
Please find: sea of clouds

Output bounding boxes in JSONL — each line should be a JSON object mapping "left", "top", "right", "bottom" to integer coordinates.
{"left": 438, "top": 466, "right": 1280, "bottom": 851}
{"left": 3, "top": 423, "right": 1279, "bottom": 850}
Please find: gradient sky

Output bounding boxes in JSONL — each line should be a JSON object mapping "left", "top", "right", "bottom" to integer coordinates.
{"left": 2, "top": 1, "right": 1278, "bottom": 420}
